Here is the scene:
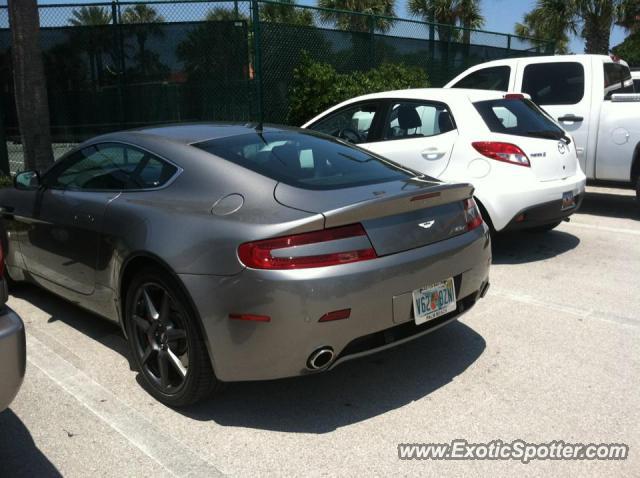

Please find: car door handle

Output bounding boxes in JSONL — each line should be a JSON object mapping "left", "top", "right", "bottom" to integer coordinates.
{"left": 557, "top": 114, "right": 583, "bottom": 123}
{"left": 73, "top": 214, "right": 95, "bottom": 223}
{"left": 421, "top": 149, "right": 446, "bottom": 160}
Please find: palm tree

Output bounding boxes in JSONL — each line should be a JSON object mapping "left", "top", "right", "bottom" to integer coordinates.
{"left": 516, "top": 0, "right": 624, "bottom": 55}
{"left": 68, "top": 6, "right": 114, "bottom": 88}
{"left": 408, "top": 0, "right": 484, "bottom": 44}
{"left": 7, "top": 0, "right": 53, "bottom": 171}
{"left": 261, "top": 0, "right": 314, "bottom": 26}
{"left": 616, "top": 0, "right": 639, "bottom": 32}
{"left": 205, "top": 7, "right": 249, "bottom": 22}
{"left": 514, "top": 0, "right": 576, "bottom": 53}
{"left": 68, "top": 5, "right": 112, "bottom": 26}
{"left": 121, "top": 5, "right": 165, "bottom": 78}
{"left": 317, "top": 0, "right": 396, "bottom": 33}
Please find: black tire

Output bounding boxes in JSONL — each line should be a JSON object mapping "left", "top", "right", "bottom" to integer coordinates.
{"left": 635, "top": 176, "right": 640, "bottom": 205}
{"left": 124, "top": 267, "right": 222, "bottom": 407}
{"left": 528, "top": 221, "right": 562, "bottom": 233}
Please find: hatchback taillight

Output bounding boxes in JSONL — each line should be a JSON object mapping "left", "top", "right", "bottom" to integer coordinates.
{"left": 472, "top": 141, "right": 530, "bottom": 167}
{"left": 238, "top": 224, "right": 377, "bottom": 270}
{"left": 464, "top": 198, "right": 483, "bottom": 231}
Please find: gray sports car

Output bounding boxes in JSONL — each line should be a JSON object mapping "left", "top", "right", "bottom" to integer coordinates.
{"left": 0, "top": 124, "right": 490, "bottom": 406}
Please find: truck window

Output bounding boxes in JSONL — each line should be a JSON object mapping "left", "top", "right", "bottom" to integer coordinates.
{"left": 603, "top": 63, "right": 634, "bottom": 99}
{"left": 450, "top": 66, "right": 510, "bottom": 91}
{"left": 522, "top": 62, "right": 585, "bottom": 105}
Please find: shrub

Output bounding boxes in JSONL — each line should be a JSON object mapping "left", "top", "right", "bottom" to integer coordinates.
{"left": 612, "top": 32, "right": 640, "bottom": 68}
{"left": 0, "top": 174, "right": 13, "bottom": 189}
{"left": 287, "top": 54, "right": 429, "bottom": 125}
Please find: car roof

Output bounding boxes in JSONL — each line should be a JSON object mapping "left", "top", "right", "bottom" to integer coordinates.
{"left": 332, "top": 87, "right": 507, "bottom": 105}
{"left": 103, "top": 123, "right": 300, "bottom": 145}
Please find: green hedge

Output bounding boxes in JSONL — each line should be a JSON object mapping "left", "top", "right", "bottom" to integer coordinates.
{"left": 0, "top": 174, "right": 13, "bottom": 189}
{"left": 287, "top": 53, "right": 429, "bottom": 125}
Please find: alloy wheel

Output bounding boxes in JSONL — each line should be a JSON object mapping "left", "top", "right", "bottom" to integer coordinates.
{"left": 130, "top": 282, "right": 189, "bottom": 394}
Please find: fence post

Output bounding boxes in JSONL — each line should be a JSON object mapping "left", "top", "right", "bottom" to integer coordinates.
{"left": 0, "top": 95, "right": 9, "bottom": 176}
{"left": 251, "top": 0, "right": 263, "bottom": 125}
{"left": 112, "top": 0, "right": 125, "bottom": 129}
{"left": 427, "top": 12, "right": 435, "bottom": 63}
{"left": 369, "top": 14, "right": 375, "bottom": 69}
{"left": 506, "top": 34, "right": 511, "bottom": 56}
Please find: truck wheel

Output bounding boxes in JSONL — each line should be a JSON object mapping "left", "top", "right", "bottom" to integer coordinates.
{"left": 636, "top": 176, "right": 640, "bottom": 205}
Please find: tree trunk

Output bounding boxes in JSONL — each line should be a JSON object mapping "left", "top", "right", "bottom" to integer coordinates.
{"left": 583, "top": 18, "right": 611, "bottom": 54}
{"left": 8, "top": 0, "right": 53, "bottom": 172}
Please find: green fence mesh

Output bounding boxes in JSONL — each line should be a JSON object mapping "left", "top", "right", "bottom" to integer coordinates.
{"left": 0, "top": 0, "right": 552, "bottom": 172}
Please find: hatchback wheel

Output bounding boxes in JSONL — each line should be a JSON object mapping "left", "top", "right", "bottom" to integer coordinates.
{"left": 125, "top": 268, "right": 221, "bottom": 406}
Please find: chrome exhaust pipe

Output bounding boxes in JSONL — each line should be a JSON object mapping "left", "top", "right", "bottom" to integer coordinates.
{"left": 306, "top": 347, "right": 335, "bottom": 370}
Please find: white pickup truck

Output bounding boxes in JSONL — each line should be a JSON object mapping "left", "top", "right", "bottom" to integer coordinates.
{"left": 445, "top": 55, "right": 640, "bottom": 201}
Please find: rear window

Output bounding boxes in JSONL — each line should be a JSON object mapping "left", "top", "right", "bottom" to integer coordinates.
{"left": 474, "top": 99, "right": 565, "bottom": 139}
{"left": 522, "top": 62, "right": 585, "bottom": 105}
{"left": 195, "top": 131, "right": 413, "bottom": 190}
{"left": 451, "top": 66, "right": 511, "bottom": 91}
{"left": 603, "top": 63, "right": 634, "bottom": 99}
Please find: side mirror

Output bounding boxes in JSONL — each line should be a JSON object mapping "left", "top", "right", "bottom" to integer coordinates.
{"left": 14, "top": 170, "right": 41, "bottom": 190}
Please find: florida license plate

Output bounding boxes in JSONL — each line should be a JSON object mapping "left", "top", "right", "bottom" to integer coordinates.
{"left": 412, "top": 278, "right": 457, "bottom": 325}
{"left": 561, "top": 190, "right": 576, "bottom": 210}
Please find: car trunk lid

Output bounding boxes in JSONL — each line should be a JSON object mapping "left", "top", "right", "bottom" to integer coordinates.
{"left": 275, "top": 179, "right": 474, "bottom": 256}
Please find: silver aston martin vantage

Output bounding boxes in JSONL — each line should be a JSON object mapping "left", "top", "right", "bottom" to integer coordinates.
{"left": 0, "top": 124, "right": 491, "bottom": 406}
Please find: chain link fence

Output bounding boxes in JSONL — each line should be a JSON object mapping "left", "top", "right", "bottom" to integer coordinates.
{"left": 0, "top": 0, "right": 552, "bottom": 172}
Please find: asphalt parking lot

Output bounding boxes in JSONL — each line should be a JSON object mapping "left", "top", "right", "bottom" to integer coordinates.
{"left": 1, "top": 184, "right": 638, "bottom": 477}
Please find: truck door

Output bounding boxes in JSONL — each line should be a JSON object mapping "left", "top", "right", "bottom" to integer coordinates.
{"left": 514, "top": 59, "right": 592, "bottom": 174}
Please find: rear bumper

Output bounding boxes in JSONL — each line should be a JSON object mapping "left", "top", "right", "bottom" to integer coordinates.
{"left": 475, "top": 170, "right": 586, "bottom": 231}
{"left": 181, "top": 225, "right": 491, "bottom": 382}
{"left": 0, "top": 305, "right": 26, "bottom": 412}
{"left": 503, "top": 193, "right": 584, "bottom": 230}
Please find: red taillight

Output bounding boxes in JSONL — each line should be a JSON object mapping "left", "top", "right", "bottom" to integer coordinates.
{"left": 238, "top": 224, "right": 377, "bottom": 270}
{"left": 472, "top": 142, "right": 530, "bottom": 167}
{"left": 504, "top": 93, "right": 525, "bottom": 100}
{"left": 464, "top": 198, "right": 483, "bottom": 231}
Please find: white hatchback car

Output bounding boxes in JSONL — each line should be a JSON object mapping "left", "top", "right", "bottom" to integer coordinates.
{"left": 303, "top": 88, "right": 586, "bottom": 233}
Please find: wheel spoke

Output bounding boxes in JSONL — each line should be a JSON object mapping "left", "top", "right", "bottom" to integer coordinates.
{"left": 159, "top": 292, "right": 171, "bottom": 326}
{"left": 157, "top": 350, "right": 169, "bottom": 388}
{"left": 143, "top": 288, "right": 159, "bottom": 321}
{"left": 167, "top": 347, "right": 187, "bottom": 378}
{"left": 133, "top": 314, "right": 150, "bottom": 333}
{"left": 141, "top": 346, "right": 154, "bottom": 365}
{"left": 165, "top": 328, "right": 186, "bottom": 341}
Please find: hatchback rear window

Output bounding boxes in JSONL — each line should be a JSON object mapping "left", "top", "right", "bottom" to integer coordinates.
{"left": 474, "top": 98, "right": 566, "bottom": 140}
{"left": 195, "top": 131, "right": 413, "bottom": 190}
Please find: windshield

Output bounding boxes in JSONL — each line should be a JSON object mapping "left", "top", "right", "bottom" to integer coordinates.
{"left": 474, "top": 98, "right": 566, "bottom": 140}
{"left": 195, "top": 131, "right": 414, "bottom": 190}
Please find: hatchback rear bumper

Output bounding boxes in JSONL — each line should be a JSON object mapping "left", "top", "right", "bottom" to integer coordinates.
{"left": 181, "top": 226, "right": 491, "bottom": 382}
{"left": 503, "top": 193, "right": 584, "bottom": 230}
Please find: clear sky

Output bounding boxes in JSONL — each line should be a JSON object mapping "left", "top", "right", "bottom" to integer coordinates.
{"left": 34, "top": 0, "right": 629, "bottom": 53}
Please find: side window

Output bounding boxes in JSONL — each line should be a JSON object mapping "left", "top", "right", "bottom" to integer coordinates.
{"left": 450, "top": 66, "right": 511, "bottom": 91}
{"left": 383, "top": 102, "right": 455, "bottom": 140}
{"left": 603, "top": 63, "right": 634, "bottom": 99}
{"left": 45, "top": 143, "right": 177, "bottom": 191}
{"left": 308, "top": 103, "right": 378, "bottom": 144}
{"left": 522, "top": 62, "right": 585, "bottom": 105}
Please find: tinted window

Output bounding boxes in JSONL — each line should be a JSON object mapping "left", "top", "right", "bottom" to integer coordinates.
{"left": 603, "top": 63, "right": 634, "bottom": 99}
{"left": 195, "top": 131, "right": 412, "bottom": 190}
{"left": 451, "top": 66, "right": 511, "bottom": 91}
{"left": 474, "top": 98, "right": 565, "bottom": 139}
{"left": 522, "top": 62, "right": 585, "bottom": 105}
{"left": 383, "top": 102, "right": 455, "bottom": 140}
{"left": 308, "top": 103, "right": 378, "bottom": 144}
{"left": 45, "top": 143, "right": 177, "bottom": 190}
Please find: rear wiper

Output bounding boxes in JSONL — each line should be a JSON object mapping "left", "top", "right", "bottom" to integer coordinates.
{"left": 527, "top": 130, "right": 571, "bottom": 144}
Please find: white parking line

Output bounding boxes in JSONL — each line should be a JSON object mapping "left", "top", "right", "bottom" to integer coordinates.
{"left": 492, "top": 288, "right": 639, "bottom": 328}
{"left": 26, "top": 334, "right": 224, "bottom": 478}
{"left": 565, "top": 221, "right": 640, "bottom": 236}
